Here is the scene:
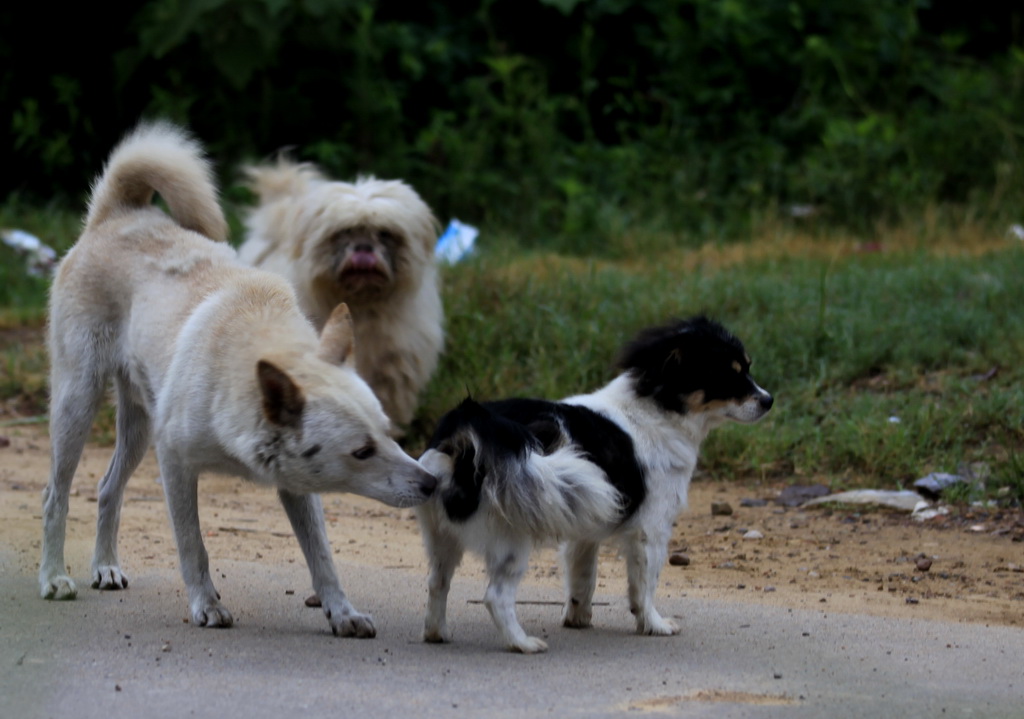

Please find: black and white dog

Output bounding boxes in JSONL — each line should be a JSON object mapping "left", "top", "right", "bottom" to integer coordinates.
{"left": 416, "top": 316, "right": 773, "bottom": 653}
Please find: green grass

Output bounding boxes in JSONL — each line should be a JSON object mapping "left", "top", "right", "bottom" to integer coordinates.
{"left": 2, "top": 201, "right": 1022, "bottom": 505}
{"left": 0, "top": 197, "right": 83, "bottom": 326}
{"left": 417, "top": 225, "right": 1024, "bottom": 499}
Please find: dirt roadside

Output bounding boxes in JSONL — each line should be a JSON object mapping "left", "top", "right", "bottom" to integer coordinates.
{"left": 1, "top": 424, "right": 1021, "bottom": 628}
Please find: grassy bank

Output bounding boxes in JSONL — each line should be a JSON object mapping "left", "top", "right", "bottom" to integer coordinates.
{"left": 421, "top": 221, "right": 1024, "bottom": 494}
{"left": 2, "top": 204, "right": 1022, "bottom": 499}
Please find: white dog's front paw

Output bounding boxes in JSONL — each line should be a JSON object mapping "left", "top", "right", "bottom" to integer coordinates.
{"left": 40, "top": 574, "right": 78, "bottom": 601}
{"left": 191, "top": 600, "right": 234, "bottom": 628}
{"left": 562, "top": 600, "right": 593, "bottom": 629}
{"left": 92, "top": 565, "right": 129, "bottom": 590}
{"left": 327, "top": 607, "right": 376, "bottom": 638}
{"left": 423, "top": 622, "right": 451, "bottom": 643}
{"left": 509, "top": 636, "right": 548, "bottom": 654}
{"left": 636, "top": 612, "right": 679, "bottom": 636}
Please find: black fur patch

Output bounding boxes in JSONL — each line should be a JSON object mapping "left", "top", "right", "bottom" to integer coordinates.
{"left": 428, "top": 399, "right": 535, "bottom": 522}
{"left": 426, "top": 397, "right": 646, "bottom": 524}
{"left": 618, "top": 315, "right": 760, "bottom": 413}
{"left": 441, "top": 442, "right": 484, "bottom": 521}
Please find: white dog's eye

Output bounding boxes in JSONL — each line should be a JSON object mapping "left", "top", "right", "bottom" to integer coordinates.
{"left": 352, "top": 445, "right": 376, "bottom": 460}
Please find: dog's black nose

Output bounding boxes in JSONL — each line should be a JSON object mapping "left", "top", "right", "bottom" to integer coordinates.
{"left": 759, "top": 393, "right": 774, "bottom": 411}
{"left": 418, "top": 469, "right": 438, "bottom": 496}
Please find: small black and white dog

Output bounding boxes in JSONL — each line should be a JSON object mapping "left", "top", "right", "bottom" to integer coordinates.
{"left": 416, "top": 316, "right": 773, "bottom": 653}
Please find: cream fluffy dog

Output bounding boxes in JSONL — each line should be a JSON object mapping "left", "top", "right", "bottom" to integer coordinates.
{"left": 40, "top": 122, "right": 437, "bottom": 638}
{"left": 238, "top": 159, "right": 443, "bottom": 432}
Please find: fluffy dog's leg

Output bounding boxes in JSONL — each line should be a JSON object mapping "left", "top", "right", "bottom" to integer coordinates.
{"left": 278, "top": 490, "right": 376, "bottom": 638}
{"left": 561, "top": 540, "right": 600, "bottom": 629}
{"left": 161, "top": 457, "right": 232, "bottom": 627}
{"left": 484, "top": 541, "right": 546, "bottom": 653}
{"left": 367, "top": 367, "right": 413, "bottom": 432}
{"left": 418, "top": 506, "right": 464, "bottom": 643}
{"left": 92, "top": 375, "right": 151, "bottom": 590}
{"left": 624, "top": 527, "right": 679, "bottom": 636}
{"left": 40, "top": 364, "right": 107, "bottom": 600}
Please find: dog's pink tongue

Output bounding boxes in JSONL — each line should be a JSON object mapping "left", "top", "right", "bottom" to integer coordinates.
{"left": 350, "top": 249, "right": 378, "bottom": 271}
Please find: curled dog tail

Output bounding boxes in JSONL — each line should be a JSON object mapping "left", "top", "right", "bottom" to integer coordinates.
{"left": 420, "top": 399, "right": 623, "bottom": 541}
{"left": 243, "top": 155, "right": 323, "bottom": 203}
{"left": 85, "top": 121, "right": 227, "bottom": 242}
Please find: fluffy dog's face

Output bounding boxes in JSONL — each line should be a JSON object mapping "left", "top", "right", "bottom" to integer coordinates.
{"left": 322, "top": 225, "right": 399, "bottom": 300}
{"left": 298, "top": 178, "right": 437, "bottom": 307}
{"left": 619, "top": 316, "right": 773, "bottom": 426}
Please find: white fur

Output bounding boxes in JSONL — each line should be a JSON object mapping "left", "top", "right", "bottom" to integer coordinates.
{"left": 417, "top": 374, "right": 772, "bottom": 653}
{"left": 39, "top": 122, "right": 436, "bottom": 638}
{"left": 238, "top": 158, "right": 443, "bottom": 431}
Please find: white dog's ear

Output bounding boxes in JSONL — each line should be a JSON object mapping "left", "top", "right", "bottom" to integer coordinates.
{"left": 318, "top": 302, "right": 356, "bottom": 367}
{"left": 257, "top": 360, "right": 305, "bottom": 427}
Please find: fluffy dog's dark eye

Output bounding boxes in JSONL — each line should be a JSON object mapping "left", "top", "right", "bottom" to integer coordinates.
{"left": 352, "top": 445, "right": 376, "bottom": 460}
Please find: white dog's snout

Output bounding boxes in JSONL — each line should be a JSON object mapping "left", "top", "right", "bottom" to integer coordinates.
{"left": 417, "top": 468, "right": 438, "bottom": 497}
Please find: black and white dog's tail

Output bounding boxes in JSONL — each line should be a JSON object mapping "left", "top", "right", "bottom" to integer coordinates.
{"left": 419, "top": 398, "right": 622, "bottom": 541}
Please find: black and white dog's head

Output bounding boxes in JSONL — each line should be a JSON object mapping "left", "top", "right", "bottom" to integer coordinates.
{"left": 618, "top": 315, "right": 773, "bottom": 426}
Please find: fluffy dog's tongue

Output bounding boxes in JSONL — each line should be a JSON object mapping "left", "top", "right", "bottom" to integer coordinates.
{"left": 350, "top": 249, "right": 379, "bottom": 271}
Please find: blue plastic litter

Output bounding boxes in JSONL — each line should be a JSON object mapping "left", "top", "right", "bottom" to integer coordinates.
{"left": 435, "top": 219, "right": 478, "bottom": 264}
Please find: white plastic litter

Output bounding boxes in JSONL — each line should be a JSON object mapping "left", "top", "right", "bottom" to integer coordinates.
{"left": 1008, "top": 224, "right": 1024, "bottom": 241}
{"left": 802, "top": 489, "right": 927, "bottom": 512}
{"left": 912, "top": 505, "right": 950, "bottom": 522}
{"left": 1, "top": 228, "right": 57, "bottom": 277}
{"left": 435, "top": 219, "right": 478, "bottom": 264}
{"left": 788, "top": 204, "right": 818, "bottom": 219}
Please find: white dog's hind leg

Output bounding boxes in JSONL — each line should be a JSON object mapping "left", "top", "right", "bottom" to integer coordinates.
{"left": 278, "top": 490, "right": 376, "bottom": 638}
{"left": 484, "top": 542, "right": 546, "bottom": 653}
{"left": 561, "top": 540, "right": 600, "bottom": 629}
{"left": 162, "top": 458, "right": 232, "bottom": 627}
{"left": 40, "top": 364, "right": 107, "bottom": 600}
{"left": 624, "top": 528, "right": 679, "bottom": 636}
{"left": 417, "top": 507, "right": 464, "bottom": 643}
{"left": 92, "top": 377, "right": 151, "bottom": 590}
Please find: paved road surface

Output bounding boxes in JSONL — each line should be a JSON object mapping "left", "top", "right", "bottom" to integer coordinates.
{"left": 2, "top": 554, "right": 1020, "bottom": 718}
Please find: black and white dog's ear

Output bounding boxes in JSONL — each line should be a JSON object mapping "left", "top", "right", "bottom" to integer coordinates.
{"left": 318, "top": 302, "right": 356, "bottom": 367}
{"left": 257, "top": 360, "right": 305, "bottom": 427}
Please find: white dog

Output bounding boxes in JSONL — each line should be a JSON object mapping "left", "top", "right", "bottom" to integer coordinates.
{"left": 238, "top": 159, "right": 443, "bottom": 433}
{"left": 39, "top": 121, "right": 437, "bottom": 638}
{"left": 417, "top": 317, "right": 773, "bottom": 652}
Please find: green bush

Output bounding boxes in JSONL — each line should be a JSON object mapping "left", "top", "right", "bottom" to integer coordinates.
{"left": 2, "top": 1, "right": 1022, "bottom": 239}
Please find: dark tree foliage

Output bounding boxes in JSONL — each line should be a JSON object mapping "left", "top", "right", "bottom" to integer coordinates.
{"left": 2, "top": 0, "right": 1022, "bottom": 242}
